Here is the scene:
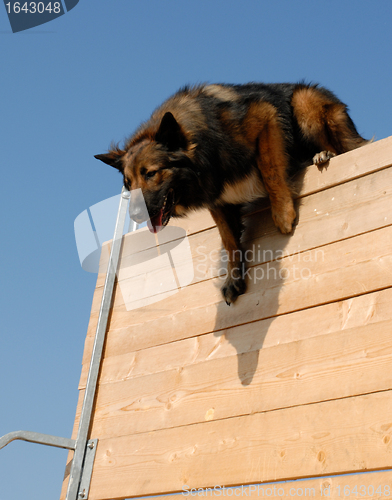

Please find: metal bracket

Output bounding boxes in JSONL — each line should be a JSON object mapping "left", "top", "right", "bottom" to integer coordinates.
{"left": 77, "top": 439, "right": 98, "bottom": 499}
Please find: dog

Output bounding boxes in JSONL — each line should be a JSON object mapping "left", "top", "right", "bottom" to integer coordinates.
{"left": 95, "top": 82, "right": 368, "bottom": 305}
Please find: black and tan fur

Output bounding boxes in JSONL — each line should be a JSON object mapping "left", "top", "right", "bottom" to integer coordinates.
{"left": 95, "top": 82, "right": 368, "bottom": 304}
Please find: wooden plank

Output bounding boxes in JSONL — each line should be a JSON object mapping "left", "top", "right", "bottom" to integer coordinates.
{"left": 296, "top": 136, "right": 392, "bottom": 197}
{"left": 83, "top": 223, "right": 392, "bottom": 356}
{"left": 87, "top": 391, "right": 392, "bottom": 500}
{"left": 61, "top": 410, "right": 392, "bottom": 500}
{"left": 160, "top": 470, "right": 392, "bottom": 500}
{"left": 61, "top": 468, "right": 392, "bottom": 500}
{"left": 81, "top": 319, "right": 392, "bottom": 438}
{"left": 80, "top": 287, "right": 392, "bottom": 386}
{"left": 241, "top": 163, "right": 392, "bottom": 260}
{"left": 94, "top": 241, "right": 112, "bottom": 288}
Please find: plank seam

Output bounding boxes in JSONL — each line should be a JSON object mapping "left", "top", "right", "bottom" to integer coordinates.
{"left": 88, "top": 284, "right": 392, "bottom": 354}
{"left": 85, "top": 387, "right": 392, "bottom": 442}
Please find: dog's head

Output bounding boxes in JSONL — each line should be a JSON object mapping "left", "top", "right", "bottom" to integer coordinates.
{"left": 95, "top": 112, "right": 196, "bottom": 233}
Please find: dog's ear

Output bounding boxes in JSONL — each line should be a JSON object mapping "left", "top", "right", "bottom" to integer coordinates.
{"left": 94, "top": 150, "right": 125, "bottom": 171}
{"left": 156, "top": 112, "right": 187, "bottom": 151}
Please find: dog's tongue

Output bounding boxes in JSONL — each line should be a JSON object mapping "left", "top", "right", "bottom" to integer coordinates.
{"left": 147, "top": 209, "right": 164, "bottom": 233}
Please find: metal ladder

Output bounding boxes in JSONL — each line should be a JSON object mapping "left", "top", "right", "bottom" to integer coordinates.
{"left": 0, "top": 187, "right": 131, "bottom": 500}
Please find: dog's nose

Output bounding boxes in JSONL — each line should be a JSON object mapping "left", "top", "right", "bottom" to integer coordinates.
{"left": 129, "top": 204, "right": 149, "bottom": 223}
{"left": 129, "top": 199, "right": 149, "bottom": 223}
{"left": 129, "top": 189, "right": 150, "bottom": 223}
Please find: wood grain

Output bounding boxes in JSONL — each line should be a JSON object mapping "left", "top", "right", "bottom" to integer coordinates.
{"left": 87, "top": 391, "right": 392, "bottom": 500}
{"left": 82, "top": 319, "right": 392, "bottom": 438}
{"left": 83, "top": 223, "right": 392, "bottom": 356}
{"left": 79, "top": 287, "right": 392, "bottom": 386}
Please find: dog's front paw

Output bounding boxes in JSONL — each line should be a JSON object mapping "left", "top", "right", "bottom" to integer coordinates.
{"left": 222, "top": 275, "right": 246, "bottom": 305}
{"left": 272, "top": 203, "right": 296, "bottom": 234}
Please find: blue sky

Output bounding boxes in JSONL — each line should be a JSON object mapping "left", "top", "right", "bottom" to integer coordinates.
{"left": 1, "top": 1, "right": 392, "bottom": 499}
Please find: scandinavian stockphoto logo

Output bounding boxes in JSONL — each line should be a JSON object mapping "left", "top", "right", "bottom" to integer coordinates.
{"left": 3, "top": 0, "right": 79, "bottom": 33}
{"left": 74, "top": 191, "right": 194, "bottom": 311}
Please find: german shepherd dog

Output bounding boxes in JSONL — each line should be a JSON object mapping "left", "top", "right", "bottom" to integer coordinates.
{"left": 95, "top": 83, "right": 368, "bottom": 305}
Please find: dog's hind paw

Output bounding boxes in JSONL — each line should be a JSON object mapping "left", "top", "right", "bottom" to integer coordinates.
{"left": 313, "top": 150, "right": 336, "bottom": 169}
{"left": 222, "top": 276, "right": 247, "bottom": 305}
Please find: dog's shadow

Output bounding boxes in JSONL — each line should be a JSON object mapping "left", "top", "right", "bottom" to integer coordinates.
{"left": 212, "top": 174, "right": 305, "bottom": 386}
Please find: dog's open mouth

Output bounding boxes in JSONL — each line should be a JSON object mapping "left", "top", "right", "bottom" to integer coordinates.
{"left": 147, "top": 189, "right": 175, "bottom": 233}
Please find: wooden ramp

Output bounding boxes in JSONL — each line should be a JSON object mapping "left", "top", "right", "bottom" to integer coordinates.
{"left": 61, "top": 137, "right": 392, "bottom": 500}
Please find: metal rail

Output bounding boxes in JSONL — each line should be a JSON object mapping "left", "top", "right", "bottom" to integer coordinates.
{"left": 0, "top": 188, "right": 130, "bottom": 500}
{"left": 0, "top": 431, "right": 75, "bottom": 451}
{"left": 65, "top": 187, "right": 130, "bottom": 499}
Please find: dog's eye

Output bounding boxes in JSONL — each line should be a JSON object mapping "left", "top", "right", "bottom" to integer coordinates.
{"left": 145, "top": 170, "right": 157, "bottom": 179}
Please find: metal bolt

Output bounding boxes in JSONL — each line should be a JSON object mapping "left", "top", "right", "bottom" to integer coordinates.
{"left": 122, "top": 190, "right": 131, "bottom": 199}
{"left": 79, "top": 489, "right": 86, "bottom": 498}
{"left": 87, "top": 441, "right": 95, "bottom": 449}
